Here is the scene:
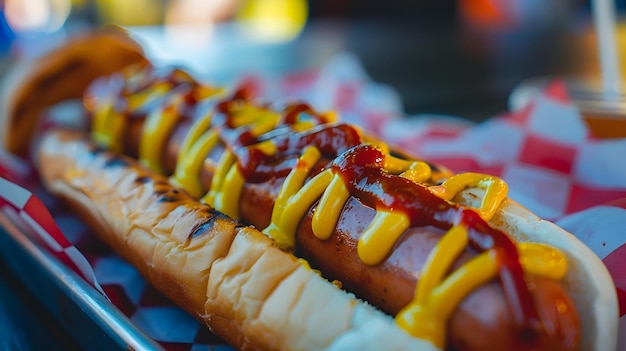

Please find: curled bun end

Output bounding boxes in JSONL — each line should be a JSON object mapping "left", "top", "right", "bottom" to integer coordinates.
{"left": 1, "top": 30, "right": 147, "bottom": 156}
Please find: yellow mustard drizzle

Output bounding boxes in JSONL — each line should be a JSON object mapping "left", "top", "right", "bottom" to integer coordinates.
{"left": 261, "top": 149, "right": 442, "bottom": 265}
{"left": 219, "top": 157, "right": 247, "bottom": 218}
{"left": 518, "top": 242, "right": 567, "bottom": 280}
{"left": 181, "top": 102, "right": 332, "bottom": 218}
{"left": 169, "top": 113, "right": 218, "bottom": 198}
{"left": 230, "top": 104, "right": 280, "bottom": 132}
{"left": 430, "top": 172, "right": 508, "bottom": 221}
{"left": 91, "top": 101, "right": 127, "bottom": 153}
{"left": 202, "top": 149, "right": 237, "bottom": 215}
{"left": 311, "top": 173, "right": 350, "bottom": 240}
{"left": 171, "top": 103, "right": 274, "bottom": 206}
{"left": 139, "top": 83, "right": 224, "bottom": 176}
{"left": 139, "top": 95, "right": 183, "bottom": 174}
{"left": 263, "top": 146, "right": 323, "bottom": 248}
{"left": 260, "top": 140, "right": 434, "bottom": 255}
{"left": 385, "top": 155, "right": 432, "bottom": 183}
{"left": 127, "top": 81, "right": 170, "bottom": 111}
{"left": 395, "top": 225, "right": 472, "bottom": 348}
{"left": 200, "top": 106, "right": 282, "bottom": 218}
{"left": 395, "top": 225, "right": 567, "bottom": 348}
{"left": 358, "top": 211, "right": 411, "bottom": 266}
{"left": 202, "top": 143, "right": 281, "bottom": 219}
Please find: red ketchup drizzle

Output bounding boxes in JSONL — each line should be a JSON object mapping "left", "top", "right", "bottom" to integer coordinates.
{"left": 213, "top": 89, "right": 357, "bottom": 183}
{"left": 332, "top": 144, "right": 460, "bottom": 228}
{"left": 215, "top": 88, "right": 253, "bottom": 127}
{"left": 236, "top": 124, "right": 362, "bottom": 183}
{"left": 459, "top": 209, "right": 543, "bottom": 344}
{"left": 213, "top": 88, "right": 263, "bottom": 147}
{"left": 215, "top": 91, "right": 334, "bottom": 148}
{"left": 136, "top": 67, "right": 196, "bottom": 93}
{"left": 284, "top": 103, "right": 314, "bottom": 123}
{"left": 86, "top": 65, "right": 203, "bottom": 122}
{"left": 332, "top": 144, "right": 542, "bottom": 343}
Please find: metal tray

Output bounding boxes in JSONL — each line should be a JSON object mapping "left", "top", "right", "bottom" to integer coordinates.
{"left": 0, "top": 211, "right": 165, "bottom": 351}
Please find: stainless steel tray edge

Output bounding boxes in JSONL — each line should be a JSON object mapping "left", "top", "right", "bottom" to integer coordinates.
{"left": 0, "top": 211, "right": 165, "bottom": 351}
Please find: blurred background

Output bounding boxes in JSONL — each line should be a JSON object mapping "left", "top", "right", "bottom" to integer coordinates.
{"left": 0, "top": 2, "right": 624, "bottom": 349}
{"left": 0, "top": 0, "right": 624, "bottom": 120}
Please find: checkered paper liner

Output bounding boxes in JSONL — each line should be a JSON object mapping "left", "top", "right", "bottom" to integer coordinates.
{"left": 0, "top": 54, "right": 625, "bottom": 349}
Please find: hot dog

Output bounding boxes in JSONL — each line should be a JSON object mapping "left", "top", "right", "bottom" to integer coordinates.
{"left": 0, "top": 32, "right": 619, "bottom": 351}
{"left": 80, "top": 65, "right": 582, "bottom": 351}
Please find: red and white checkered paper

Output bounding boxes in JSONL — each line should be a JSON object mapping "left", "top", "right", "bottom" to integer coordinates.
{"left": 0, "top": 54, "right": 624, "bottom": 350}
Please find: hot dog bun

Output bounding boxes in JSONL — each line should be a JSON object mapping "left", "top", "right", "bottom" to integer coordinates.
{"left": 37, "top": 129, "right": 434, "bottom": 351}
{"left": 0, "top": 28, "right": 147, "bottom": 157}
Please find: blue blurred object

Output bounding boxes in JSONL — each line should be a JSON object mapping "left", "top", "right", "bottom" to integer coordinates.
{"left": 0, "top": 10, "right": 15, "bottom": 54}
